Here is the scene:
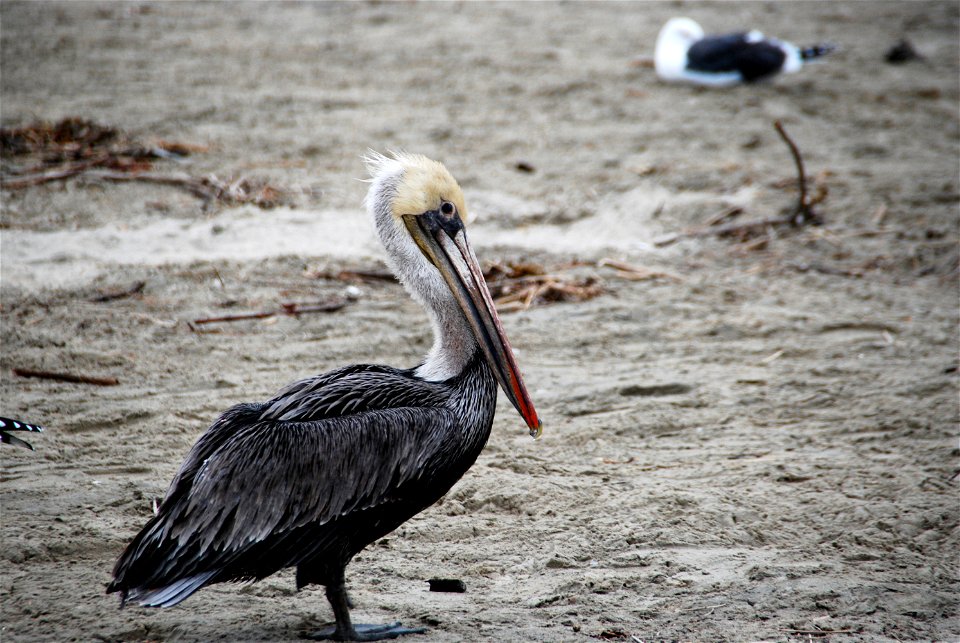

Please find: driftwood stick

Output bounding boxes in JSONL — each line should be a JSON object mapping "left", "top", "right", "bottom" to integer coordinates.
{"left": 598, "top": 258, "right": 645, "bottom": 272}
{"left": 90, "top": 281, "right": 146, "bottom": 303}
{"left": 88, "top": 170, "right": 216, "bottom": 200}
{"left": 12, "top": 367, "right": 119, "bottom": 386}
{"left": 191, "top": 311, "right": 277, "bottom": 325}
{"left": 704, "top": 205, "right": 744, "bottom": 227}
{"left": 656, "top": 122, "right": 823, "bottom": 247}
{"left": 509, "top": 273, "right": 571, "bottom": 284}
{"left": 773, "top": 119, "right": 822, "bottom": 226}
{"left": 597, "top": 258, "right": 683, "bottom": 281}
{"left": 279, "top": 301, "right": 348, "bottom": 315}
{"left": 773, "top": 120, "right": 807, "bottom": 215}
{"left": 653, "top": 216, "right": 794, "bottom": 247}
{"left": 0, "top": 163, "right": 96, "bottom": 188}
{"left": 192, "top": 299, "right": 347, "bottom": 325}
{"left": 320, "top": 269, "right": 398, "bottom": 283}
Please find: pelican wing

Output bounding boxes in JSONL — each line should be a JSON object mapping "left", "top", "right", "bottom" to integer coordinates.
{"left": 260, "top": 364, "right": 447, "bottom": 422}
{"left": 110, "top": 367, "right": 463, "bottom": 604}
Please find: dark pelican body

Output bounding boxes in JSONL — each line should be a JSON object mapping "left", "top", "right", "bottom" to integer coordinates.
{"left": 655, "top": 17, "right": 834, "bottom": 87}
{"left": 108, "top": 152, "right": 541, "bottom": 641}
{"left": 110, "top": 354, "right": 495, "bottom": 607}
{"left": 0, "top": 417, "right": 43, "bottom": 451}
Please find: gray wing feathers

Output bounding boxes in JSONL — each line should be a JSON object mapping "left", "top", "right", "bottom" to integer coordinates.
{"left": 126, "top": 571, "right": 217, "bottom": 608}
{"left": 111, "top": 367, "right": 458, "bottom": 603}
{"left": 115, "top": 405, "right": 457, "bottom": 596}
{"left": 262, "top": 367, "right": 445, "bottom": 422}
{"left": 180, "top": 408, "right": 452, "bottom": 544}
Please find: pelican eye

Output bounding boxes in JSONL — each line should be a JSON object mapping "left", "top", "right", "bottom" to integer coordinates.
{"left": 439, "top": 201, "right": 457, "bottom": 218}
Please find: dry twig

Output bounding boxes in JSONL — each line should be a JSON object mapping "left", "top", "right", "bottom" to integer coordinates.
{"left": 787, "top": 262, "right": 865, "bottom": 278}
{"left": 774, "top": 119, "right": 823, "bottom": 226}
{"left": 871, "top": 203, "right": 889, "bottom": 226}
{"left": 191, "top": 299, "right": 347, "bottom": 326}
{"left": 1, "top": 163, "right": 98, "bottom": 188}
{"left": 704, "top": 205, "right": 744, "bottom": 227}
{"left": 90, "top": 281, "right": 146, "bottom": 303}
{"left": 654, "top": 215, "right": 796, "bottom": 247}
{"left": 12, "top": 367, "right": 119, "bottom": 386}
{"left": 311, "top": 268, "right": 397, "bottom": 283}
{"left": 655, "top": 121, "right": 824, "bottom": 248}
{"left": 88, "top": 170, "right": 288, "bottom": 208}
{"left": 597, "top": 258, "right": 683, "bottom": 281}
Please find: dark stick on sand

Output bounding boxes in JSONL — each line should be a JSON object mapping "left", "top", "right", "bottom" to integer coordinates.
{"left": 773, "top": 119, "right": 822, "bottom": 226}
{"left": 191, "top": 299, "right": 347, "bottom": 326}
{"left": 13, "top": 368, "right": 119, "bottom": 386}
{"left": 654, "top": 121, "right": 823, "bottom": 247}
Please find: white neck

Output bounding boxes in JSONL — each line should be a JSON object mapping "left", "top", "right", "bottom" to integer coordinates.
{"left": 413, "top": 287, "right": 477, "bottom": 381}
{"left": 365, "top": 167, "right": 478, "bottom": 382}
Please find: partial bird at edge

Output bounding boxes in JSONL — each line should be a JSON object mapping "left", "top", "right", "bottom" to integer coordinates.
{"left": 0, "top": 417, "right": 44, "bottom": 451}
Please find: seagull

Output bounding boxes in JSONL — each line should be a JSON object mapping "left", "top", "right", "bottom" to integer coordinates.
{"left": 107, "top": 152, "right": 542, "bottom": 641}
{"left": 655, "top": 17, "right": 835, "bottom": 86}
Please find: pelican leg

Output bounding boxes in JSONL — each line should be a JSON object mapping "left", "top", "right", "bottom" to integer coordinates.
{"left": 305, "top": 579, "right": 426, "bottom": 641}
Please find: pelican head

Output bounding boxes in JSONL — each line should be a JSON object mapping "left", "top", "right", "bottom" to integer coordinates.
{"left": 364, "top": 152, "right": 542, "bottom": 438}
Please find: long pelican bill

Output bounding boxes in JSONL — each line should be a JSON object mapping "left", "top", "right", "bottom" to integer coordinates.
{"left": 404, "top": 211, "right": 542, "bottom": 438}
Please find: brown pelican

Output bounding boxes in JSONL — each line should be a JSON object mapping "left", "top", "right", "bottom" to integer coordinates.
{"left": 107, "top": 152, "right": 542, "bottom": 641}
{"left": 0, "top": 417, "right": 43, "bottom": 451}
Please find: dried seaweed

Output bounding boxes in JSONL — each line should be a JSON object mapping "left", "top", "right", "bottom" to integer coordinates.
{"left": 1, "top": 117, "right": 119, "bottom": 155}
{"left": 312, "top": 260, "right": 605, "bottom": 313}
{"left": 0, "top": 117, "right": 290, "bottom": 209}
{"left": 483, "top": 261, "right": 603, "bottom": 312}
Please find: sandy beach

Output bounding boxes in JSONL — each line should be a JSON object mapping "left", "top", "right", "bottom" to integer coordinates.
{"left": 1, "top": 2, "right": 957, "bottom": 641}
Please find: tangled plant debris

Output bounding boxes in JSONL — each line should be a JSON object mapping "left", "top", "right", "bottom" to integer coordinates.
{"left": 309, "top": 260, "right": 606, "bottom": 312}
{"left": 0, "top": 117, "right": 293, "bottom": 209}
{"left": 482, "top": 261, "right": 604, "bottom": 312}
{"left": 310, "top": 258, "right": 688, "bottom": 313}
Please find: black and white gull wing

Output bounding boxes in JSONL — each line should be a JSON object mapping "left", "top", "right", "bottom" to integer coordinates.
{"left": 686, "top": 32, "right": 788, "bottom": 82}
{"left": 655, "top": 17, "right": 834, "bottom": 86}
{"left": 0, "top": 417, "right": 44, "bottom": 451}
